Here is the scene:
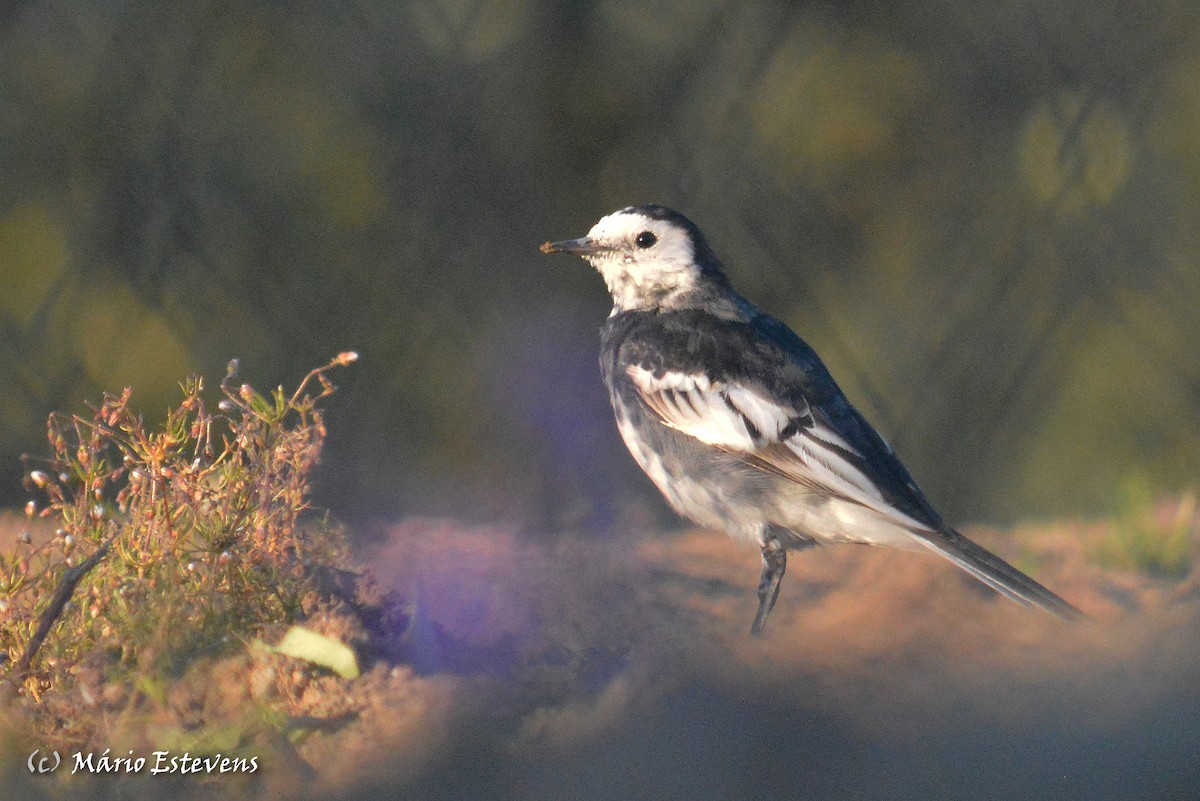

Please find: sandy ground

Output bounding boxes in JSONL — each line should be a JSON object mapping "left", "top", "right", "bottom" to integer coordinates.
{"left": 3, "top": 513, "right": 1199, "bottom": 800}
{"left": 334, "top": 517, "right": 1200, "bottom": 801}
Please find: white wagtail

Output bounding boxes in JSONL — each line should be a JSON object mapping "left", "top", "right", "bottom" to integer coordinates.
{"left": 541, "top": 205, "right": 1080, "bottom": 634}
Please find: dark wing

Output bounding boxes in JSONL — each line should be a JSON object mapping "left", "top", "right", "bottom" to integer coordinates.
{"left": 618, "top": 310, "right": 943, "bottom": 534}
{"left": 624, "top": 362, "right": 940, "bottom": 534}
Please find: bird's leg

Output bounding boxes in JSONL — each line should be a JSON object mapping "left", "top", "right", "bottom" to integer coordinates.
{"left": 752, "top": 535, "right": 787, "bottom": 636}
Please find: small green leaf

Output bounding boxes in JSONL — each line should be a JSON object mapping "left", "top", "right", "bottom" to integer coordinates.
{"left": 271, "top": 626, "right": 359, "bottom": 679}
{"left": 272, "top": 386, "right": 288, "bottom": 419}
{"left": 246, "top": 388, "right": 274, "bottom": 419}
{"left": 137, "top": 674, "right": 167, "bottom": 704}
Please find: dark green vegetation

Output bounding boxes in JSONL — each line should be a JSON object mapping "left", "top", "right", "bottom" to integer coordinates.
{"left": 1, "top": 2, "right": 1198, "bottom": 529}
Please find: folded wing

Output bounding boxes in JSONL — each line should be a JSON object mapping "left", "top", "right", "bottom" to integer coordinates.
{"left": 626, "top": 364, "right": 934, "bottom": 533}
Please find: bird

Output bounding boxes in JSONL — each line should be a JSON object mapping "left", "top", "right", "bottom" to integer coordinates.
{"left": 540, "top": 204, "right": 1081, "bottom": 634}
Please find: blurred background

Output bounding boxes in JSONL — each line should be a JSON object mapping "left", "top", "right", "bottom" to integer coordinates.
{"left": 1, "top": 0, "right": 1198, "bottom": 533}
{"left": 4, "top": 5, "right": 1200, "bottom": 801}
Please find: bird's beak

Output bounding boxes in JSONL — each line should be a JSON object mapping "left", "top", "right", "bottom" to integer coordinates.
{"left": 540, "top": 237, "right": 605, "bottom": 256}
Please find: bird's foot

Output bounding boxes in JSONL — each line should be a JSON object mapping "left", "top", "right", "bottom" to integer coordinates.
{"left": 751, "top": 537, "right": 787, "bottom": 636}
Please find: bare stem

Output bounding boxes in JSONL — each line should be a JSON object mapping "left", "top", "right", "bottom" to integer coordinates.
{"left": 6, "top": 533, "right": 117, "bottom": 699}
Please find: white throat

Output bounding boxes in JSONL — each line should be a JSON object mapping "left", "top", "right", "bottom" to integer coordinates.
{"left": 589, "top": 252, "right": 701, "bottom": 313}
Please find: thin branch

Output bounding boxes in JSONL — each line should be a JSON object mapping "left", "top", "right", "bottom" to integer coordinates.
{"left": 6, "top": 533, "right": 118, "bottom": 700}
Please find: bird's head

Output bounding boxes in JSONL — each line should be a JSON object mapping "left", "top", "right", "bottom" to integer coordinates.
{"left": 541, "top": 205, "right": 731, "bottom": 313}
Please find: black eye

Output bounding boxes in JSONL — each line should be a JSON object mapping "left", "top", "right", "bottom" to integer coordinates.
{"left": 635, "top": 231, "right": 657, "bottom": 249}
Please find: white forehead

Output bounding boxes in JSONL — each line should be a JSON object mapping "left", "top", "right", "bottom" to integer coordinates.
{"left": 587, "top": 209, "right": 677, "bottom": 243}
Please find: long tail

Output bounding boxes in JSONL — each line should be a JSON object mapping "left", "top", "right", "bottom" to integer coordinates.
{"left": 912, "top": 526, "right": 1083, "bottom": 620}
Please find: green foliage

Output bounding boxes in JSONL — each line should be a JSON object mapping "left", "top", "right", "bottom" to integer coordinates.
{"left": 269, "top": 626, "right": 360, "bottom": 680}
{"left": 0, "top": 353, "right": 359, "bottom": 705}
{"left": 1093, "top": 475, "right": 1194, "bottom": 578}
